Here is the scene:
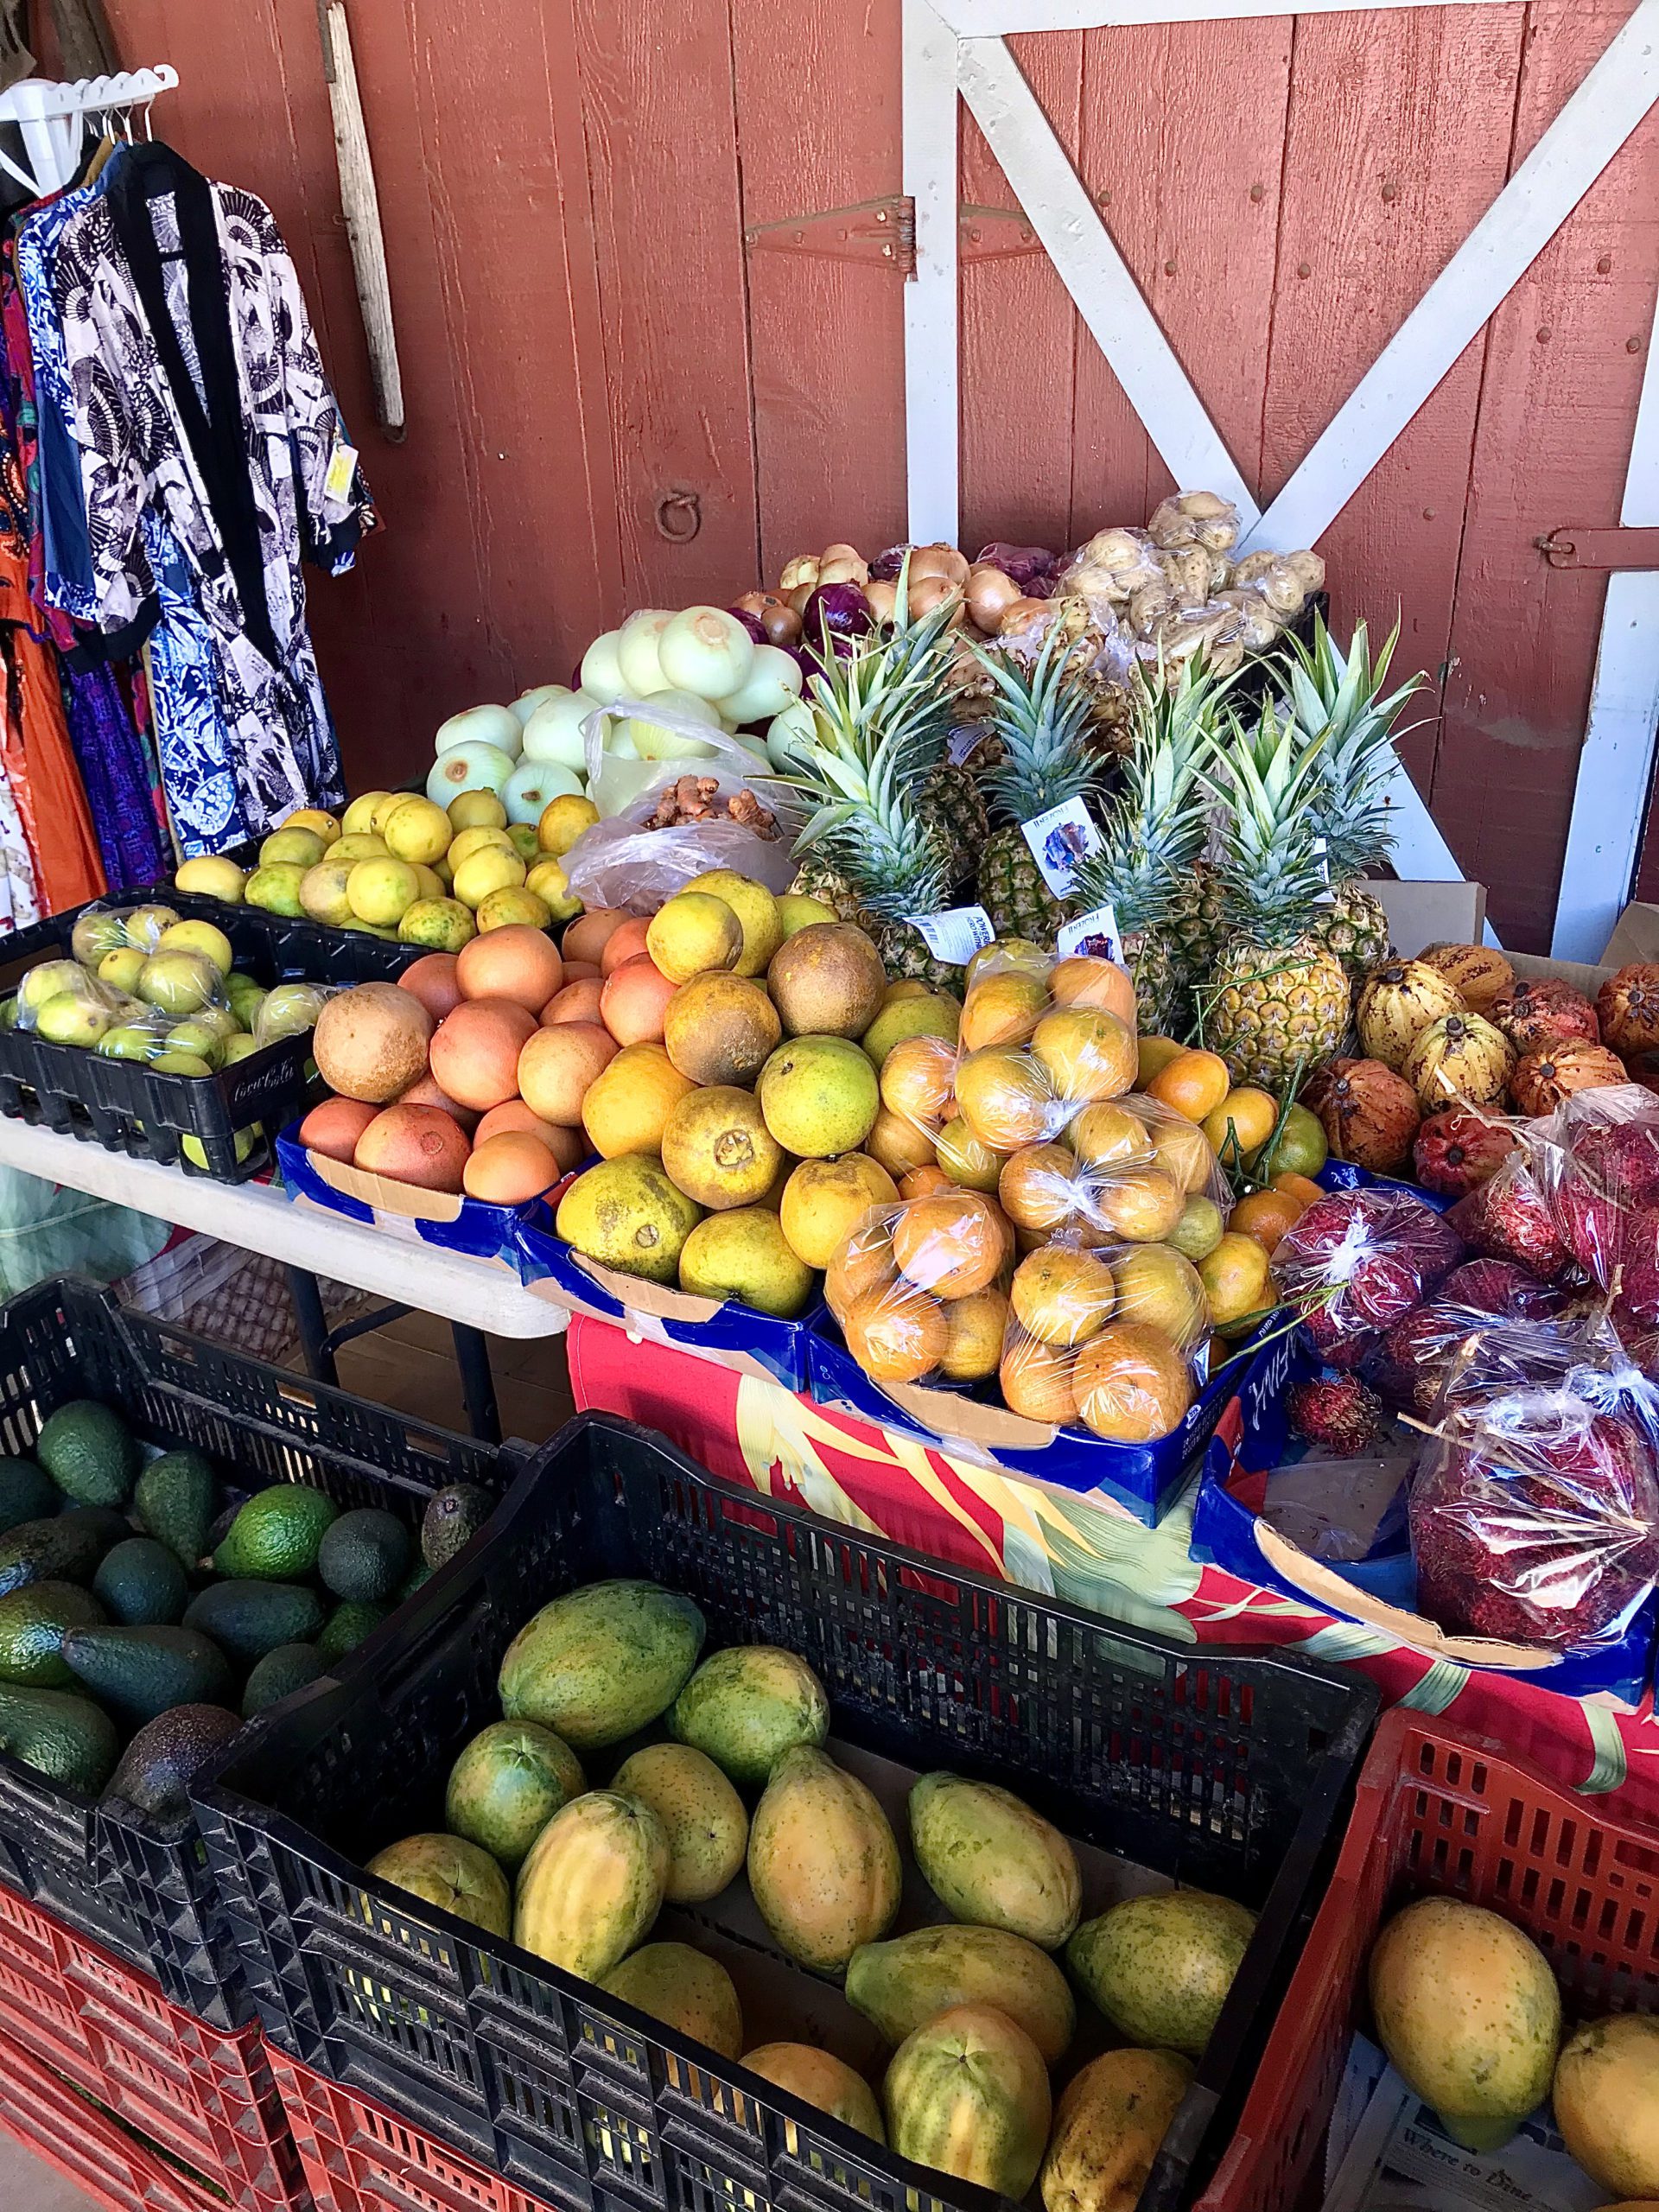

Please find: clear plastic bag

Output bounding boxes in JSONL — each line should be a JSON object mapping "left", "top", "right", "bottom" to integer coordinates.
{"left": 825, "top": 1192, "right": 1015, "bottom": 1388}
{"left": 564, "top": 696, "right": 798, "bottom": 909}
{"left": 1525, "top": 1083, "right": 1659, "bottom": 1317}
{"left": 1001, "top": 1231, "right": 1205, "bottom": 1443}
{"left": 1146, "top": 491, "right": 1241, "bottom": 556}
{"left": 1273, "top": 1184, "right": 1466, "bottom": 1366}
{"left": 1408, "top": 1307, "right": 1659, "bottom": 1648}
{"left": 1445, "top": 1152, "right": 1571, "bottom": 1283}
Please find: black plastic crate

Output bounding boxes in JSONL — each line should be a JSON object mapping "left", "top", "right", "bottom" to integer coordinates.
{"left": 0, "top": 1274, "right": 526, "bottom": 2027}
{"left": 195, "top": 1409, "right": 1377, "bottom": 2212}
{"left": 0, "top": 905, "right": 387, "bottom": 1180}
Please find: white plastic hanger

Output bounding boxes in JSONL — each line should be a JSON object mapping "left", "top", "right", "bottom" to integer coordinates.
{"left": 0, "top": 67, "right": 178, "bottom": 199}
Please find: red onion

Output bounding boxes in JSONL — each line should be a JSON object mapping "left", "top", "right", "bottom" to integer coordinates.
{"left": 976, "top": 542, "right": 1058, "bottom": 588}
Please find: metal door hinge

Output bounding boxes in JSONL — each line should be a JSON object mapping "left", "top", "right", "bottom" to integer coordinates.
{"left": 743, "top": 199, "right": 1042, "bottom": 277}
{"left": 1538, "top": 526, "right": 1659, "bottom": 570}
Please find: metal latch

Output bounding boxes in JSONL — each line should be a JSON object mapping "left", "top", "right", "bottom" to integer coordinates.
{"left": 743, "top": 199, "right": 1043, "bottom": 277}
{"left": 1537, "top": 526, "right": 1659, "bottom": 570}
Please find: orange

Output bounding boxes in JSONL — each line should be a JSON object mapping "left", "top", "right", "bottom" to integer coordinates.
{"left": 1198, "top": 1231, "right": 1274, "bottom": 1332}
{"left": 1000, "top": 1325, "right": 1079, "bottom": 1425}
{"left": 1010, "top": 1245, "right": 1116, "bottom": 1348}
{"left": 900, "top": 1165, "right": 953, "bottom": 1200}
{"left": 1072, "top": 1324, "right": 1194, "bottom": 1443}
{"left": 1201, "top": 1087, "right": 1277, "bottom": 1159}
{"left": 1135, "top": 1034, "right": 1185, "bottom": 1087}
{"left": 1144, "top": 1047, "right": 1231, "bottom": 1122}
{"left": 892, "top": 1191, "right": 1008, "bottom": 1299}
{"left": 1272, "top": 1170, "right": 1326, "bottom": 1211}
{"left": 843, "top": 1281, "right": 949, "bottom": 1385}
{"left": 1227, "top": 1188, "right": 1305, "bottom": 1255}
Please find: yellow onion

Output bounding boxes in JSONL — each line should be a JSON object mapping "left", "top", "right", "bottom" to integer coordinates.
{"left": 999, "top": 595, "right": 1052, "bottom": 635}
{"left": 907, "top": 575, "right": 966, "bottom": 624}
{"left": 863, "top": 579, "right": 899, "bottom": 624}
{"left": 966, "top": 564, "right": 1022, "bottom": 632}
{"left": 908, "top": 542, "right": 970, "bottom": 588}
{"left": 779, "top": 554, "right": 819, "bottom": 593}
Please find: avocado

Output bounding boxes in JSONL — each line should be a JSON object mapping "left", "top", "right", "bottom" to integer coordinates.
{"left": 0, "top": 1682, "right": 118, "bottom": 1793}
{"left": 397, "top": 1558, "right": 433, "bottom": 1601}
{"left": 93, "top": 1538, "right": 189, "bottom": 1626}
{"left": 182, "top": 1580, "right": 324, "bottom": 1666}
{"left": 318, "top": 1600, "right": 389, "bottom": 1662}
{"left": 0, "top": 1507, "right": 129, "bottom": 1599}
{"left": 421, "top": 1484, "right": 493, "bottom": 1571}
{"left": 133, "top": 1449, "right": 218, "bottom": 1567}
{"left": 60, "top": 1624, "right": 233, "bottom": 1723}
{"left": 35, "top": 1402, "right": 139, "bottom": 1508}
{"left": 0, "top": 1459, "right": 55, "bottom": 1537}
{"left": 241, "top": 1642, "right": 325, "bottom": 1719}
{"left": 213, "top": 1485, "right": 339, "bottom": 1581}
{"left": 105, "top": 1703, "right": 242, "bottom": 1822}
{"left": 318, "top": 1508, "right": 410, "bottom": 1602}
{"left": 0, "top": 1580, "right": 106, "bottom": 1686}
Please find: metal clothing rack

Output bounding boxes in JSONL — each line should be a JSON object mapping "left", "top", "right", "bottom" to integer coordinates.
{"left": 0, "top": 66, "right": 176, "bottom": 199}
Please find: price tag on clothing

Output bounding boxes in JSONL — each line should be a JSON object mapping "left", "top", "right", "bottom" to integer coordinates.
{"left": 1057, "top": 906, "right": 1121, "bottom": 962}
{"left": 323, "top": 443, "right": 359, "bottom": 505}
{"left": 906, "top": 906, "right": 995, "bottom": 963}
{"left": 1020, "top": 798, "right": 1103, "bottom": 896}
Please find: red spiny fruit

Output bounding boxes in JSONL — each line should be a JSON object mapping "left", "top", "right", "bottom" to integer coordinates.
{"left": 1447, "top": 1161, "right": 1568, "bottom": 1281}
{"left": 1276, "top": 1187, "right": 1466, "bottom": 1363}
{"left": 1439, "top": 1259, "right": 1563, "bottom": 1318}
{"left": 1365, "top": 1304, "right": 1471, "bottom": 1418}
{"left": 1287, "top": 1372, "right": 1384, "bottom": 1458}
{"left": 1412, "top": 1109, "right": 1516, "bottom": 1198}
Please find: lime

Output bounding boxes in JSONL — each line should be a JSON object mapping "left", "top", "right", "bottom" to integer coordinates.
{"left": 1246, "top": 1101, "right": 1328, "bottom": 1180}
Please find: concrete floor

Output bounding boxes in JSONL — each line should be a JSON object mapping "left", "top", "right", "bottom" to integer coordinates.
{"left": 0, "top": 1303, "right": 575, "bottom": 2211}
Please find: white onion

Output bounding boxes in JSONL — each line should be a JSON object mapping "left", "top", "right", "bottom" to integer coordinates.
{"left": 658, "top": 606, "right": 756, "bottom": 701}
{"left": 435, "top": 703, "right": 520, "bottom": 759}
{"left": 715, "top": 644, "right": 804, "bottom": 726}
{"left": 766, "top": 700, "right": 817, "bottom": 774}
{"left": 616, "top": 610, "right": 676, "bottom": 696}
{"left": 503, "top": 756, "right": 584, "bottom": 824}
{"left": 522, "top": 690, "right": 599, "bottom": 771}
{"left": 580, "top": 630, "right": 626, "bottom": 705}
{"left": 511, "top": 683, "right": 569, "bottom": 727}
{"left": 425, "top": 740, "right": 516, "bottom": 805}
{"left": 606, "top": 722, "right": 639, "bottom": 759}
{"left": 623, "top": 687, "right": 721, "bottom": 760}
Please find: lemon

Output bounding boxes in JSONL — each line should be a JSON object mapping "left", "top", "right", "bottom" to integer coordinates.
{"left": 382, "top": 796, "right": 453, "bottom": 866}
{"left": 452, "top": 847, "right": 526, "bottom": 909}
{"left": 175, "top": 855, "right": 247, "bottom": 902}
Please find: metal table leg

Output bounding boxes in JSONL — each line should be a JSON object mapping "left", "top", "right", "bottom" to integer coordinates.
{"left": 451, "top": 1322, "right": 500, "bottom": 1443}
{"left": 284, "top": 1267, "right": 338, "bottom": 1386}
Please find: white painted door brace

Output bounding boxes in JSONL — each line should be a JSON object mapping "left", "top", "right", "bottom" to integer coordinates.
{"left": 903, "top": 0, "right": 1659, "bottom": 946}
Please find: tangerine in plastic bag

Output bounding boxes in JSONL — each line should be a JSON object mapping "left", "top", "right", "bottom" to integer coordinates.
{"left": 1009, "top": 1244, "right": 1116, "bottom": 1348}
{"left": 843, "top": 1281, "right": 949, "bottom": 1385}
{"left": 940, "top": 1288, "right": 1011, "bottom": 1382}
{"left": 954, "top": 1046, "right": 1069, "bottom": 1153}
{"left": 1072, "top": 1324, "right": 1194, "bottom": 1443}
{"left": 891, "top": 1190, "right": 1010, "bottom": 1298}
{"left": 1000, "top": 1324, "right": 1079, "bottom": 1423}
{"left": 1030, "top": 1006, "right": 1137, "bottom": 1104}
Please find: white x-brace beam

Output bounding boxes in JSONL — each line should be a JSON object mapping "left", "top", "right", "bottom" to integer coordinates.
{"left": 901, "top": 0, "right": 1659, "bottom": 957}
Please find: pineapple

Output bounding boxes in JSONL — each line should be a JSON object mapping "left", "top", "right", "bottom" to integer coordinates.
{"left": 786, "top": 590, "right": 965, "bottom": 991}
{"left": 1166, "top": 861, "right": 1229, "bottom": 989}
{"left": 1286, "top": 617, "right": 1430, "bottom": 980}
{"left": 973, "top": 626, "right": 1109, "bottom": 944}
{"left": 1069, "top": 659, "right": 1226, "bottom": 1036}
{"left": 1198, "top": 703, "right": 1352, "bottom": 1092}
{"left": 918, "top": 724, "right": 995, "bottom": 892}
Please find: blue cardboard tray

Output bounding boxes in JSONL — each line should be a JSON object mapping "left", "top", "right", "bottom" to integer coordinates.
{"left": 275, "top": 1122, "right": 536, "bottom": 1274}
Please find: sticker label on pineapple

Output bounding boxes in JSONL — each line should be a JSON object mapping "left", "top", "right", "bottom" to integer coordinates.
{"left": 322, "top": 442, "right": 359, "bottom": 505}
{"left": 1057, "top": 905, "right": 1121, "bottom": 962}
{"left": 1312, "top": 835, "right": 1335, "bottom": 904}
{"left": 1020, "top": 798, "right": 1103, "bottom": 896}
{"left": 946, "top": 726, "right": 983, "bottom": 766}
{"left": 906, "top": 906, "right": 995, "bottom": 963}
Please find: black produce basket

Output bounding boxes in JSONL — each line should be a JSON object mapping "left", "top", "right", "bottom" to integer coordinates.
{"left": 196, "top": 1410, "right": 1378, "bottom": 2212}
{"left": 3, "top": 880, "right": 423, "bottom": 992}
{"left": 0, "top": 1275, "right": 527, "bottom": 2027}
{"left": 0, "top": 905, "right": 383, "bottom": 1180}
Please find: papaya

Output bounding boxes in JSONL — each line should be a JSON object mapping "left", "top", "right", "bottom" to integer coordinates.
{"left": 670, "top": 1644, "right": 830, "bottom": 1786}
{"left": 747, "top": 1746, "right": 901, "bottom": 1974}
{"left": 1369, "top": 1897, "right": 1560, "bottom": 2152}
{"left": 513, "top": 1789, "right": 668, "bottom": 1980}
{"left": 1552, "top": 2013, "right": 1659, "bottom": 2200}
{"left": 498, "top": 1580, "right": 704, "bottom": 1750}
{"left": 909, "top": 1771, "right": 1081, "bottom": 1950}
{"left": 601, "top": 1942, "right": 743, "bottom": 2059}
{"left": 1040, "top": 2049, "right": 1193, "bottom": 2212}
{"left": 1068, "top": 1890, "right": 1256, "bottom": 2059}
{"left": 884, "top": 2004, "right": 1051, "bottom": 2196}
{"left": 611, "top": 1742, "right": 747, "bottom": 1904}
{"left": 365, "top": 1834, "right": 511, "bottom": 1938}
{"left": 847, "top": 1924, "right": 1074, "bottom": 2065}
{"left": 741, "top": 2044, "right": 886, "bottom": 2144}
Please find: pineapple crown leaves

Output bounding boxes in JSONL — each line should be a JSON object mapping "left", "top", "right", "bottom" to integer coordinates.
{"left": 1070, "top": 651, "right": 1230, "bottom": 931}
{"left": 969, "top": 621, "right": 1106, "bottom": 826}
{"left": 1283, "top": 614, "right": 1432, "bottom": 881}
{"left": 1201, "top": 699, "right": 1336, "bottom": 944}
{"left": 785, "top": 569, "right": 959, "bottom": 919}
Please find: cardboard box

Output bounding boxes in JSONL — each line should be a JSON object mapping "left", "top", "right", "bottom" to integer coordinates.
{"left": 1370, "top": 879, "right": 1487, "bottom": 958}
{"left": 274, "top": 1125, "right": 531, "bottom": 1272}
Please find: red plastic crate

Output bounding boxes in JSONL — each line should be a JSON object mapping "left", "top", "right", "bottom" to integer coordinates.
{"left": 0, "top": 2027, "right": 222, "bottom": 2212}
{"left": 0, "top": 1883, "right": 308, "bottom": 2212}
{"left": 270, "top": 2047, "right": 556, "bottom": 2212}
{"left": 1199, "top": 1707, "right": 1659, "bottom": 2212}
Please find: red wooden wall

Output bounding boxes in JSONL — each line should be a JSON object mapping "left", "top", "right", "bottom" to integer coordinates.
{"left": 94, "top": 0, "right": 1659, "bottom": 951}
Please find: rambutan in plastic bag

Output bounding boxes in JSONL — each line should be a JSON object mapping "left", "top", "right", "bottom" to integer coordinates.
{"left": 1271, "top": 1184, "right": 1465, "bottom": 1367}
{"left": 1524, "top": 1083, "right": 1659, "bottom": 1321}
{"left": 1408, "top": 1306, "right": 1659, "bottom": 1649}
